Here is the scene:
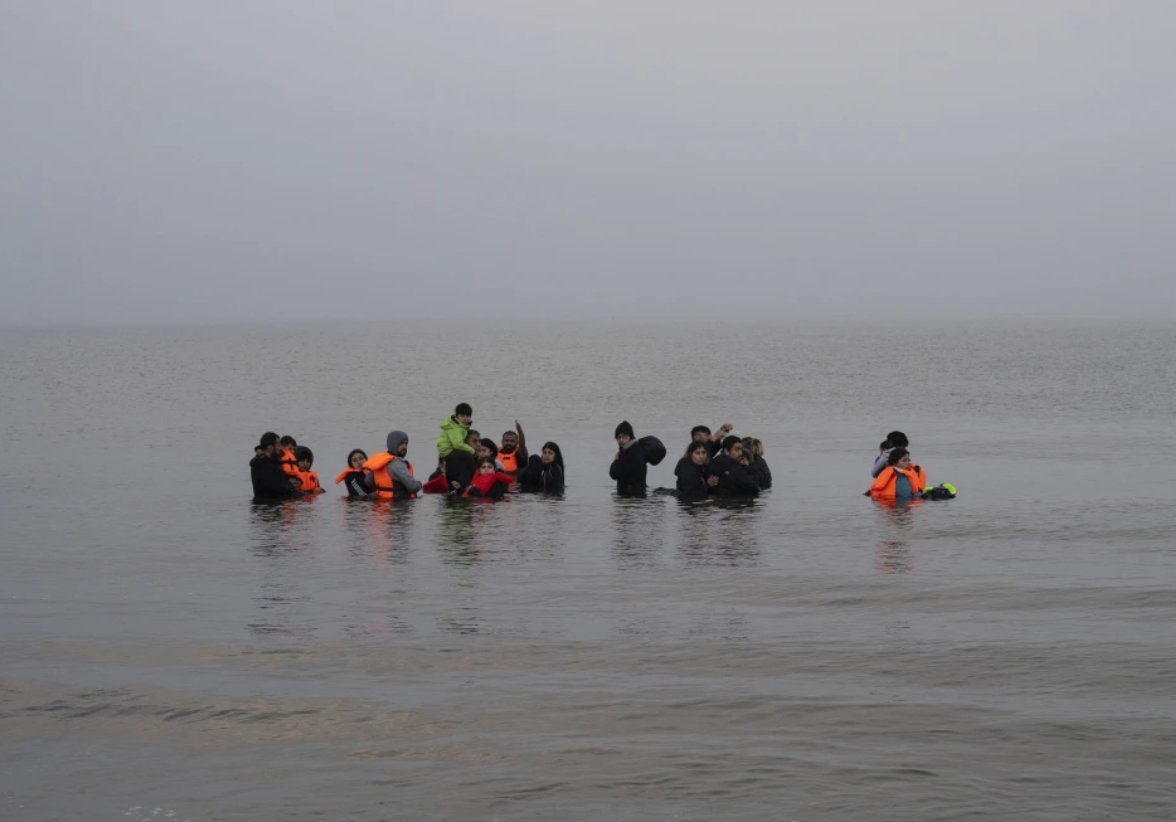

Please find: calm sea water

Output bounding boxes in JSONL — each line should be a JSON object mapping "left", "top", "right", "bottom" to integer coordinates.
{"left": 1, "top": 320, "right": 1174, "bottom": 822}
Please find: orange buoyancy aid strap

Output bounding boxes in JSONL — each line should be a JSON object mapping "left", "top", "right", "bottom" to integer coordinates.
{"left": 362, "top": 453, "right": 415, "bottom": 499}
{"left": 281, "top": 448, "right": 299, "bottom": 474}
{"left": 335, "top": 467, "right": 360, "bottom": 485}
{"left": 499, "top": 449, "right": 519, "bottom": 473}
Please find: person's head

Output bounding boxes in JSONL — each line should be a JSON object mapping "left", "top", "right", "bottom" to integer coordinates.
{"left": 347, "top": 448, "right": 367, "bottom": 469}
{"left": 886, "top": 430, "right": 909, "bottom": 449}
{"left": 691, "top": 425, "right": 711, "bottom": 442}
{"left": 466, "top": 429, "right": 481, "bottom": 448}
{"left": 888, "top": 447, "right": 911, "bottom": 469}
{"left": 745, "top": 438, "right": 764, "bottom": 459}
{"left": 880, "top": 440, "right": 891, "bottom": 453}
{"left": 259, "top": 431, "right": 280, "bottom": 456}
{"left": 294, "top": 445, "right": 314, "bottom": 471}
{"left": 477, "top": 457, "right": 497, "bottom": 475}
{"left": 280, "top": 435, "right": 297, "bottom": 450}
{"left": 501, "top": 431, "right": 518, "bottom": 452}
{"left": 541, "top": 441, "right": 563, "bottom": 466}
{"left": 387, "top": 431, "right": 409, "bottom": 458}
{"left": 722, "top": 435, "right": 743, "bottom": 459}
{"left": 685, "top": 440, "right": 709, "bottom": 465}
{"left": 615, "top": 420, "right": 635, "bottom": 448}
{"left": 739, "top": 450, "right": 752, "bottom": 466}
{"left": 740, "top": 437, "right": 756, "bottom": 462}
{"left": 480, "top": 438, "right": 499, "bottom": 460}
{"left": 454, "top": 403, "right": 473, "bottom": 425}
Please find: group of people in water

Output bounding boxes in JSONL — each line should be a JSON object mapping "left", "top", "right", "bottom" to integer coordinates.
{"left": 248, "top": 404, "right": 952, "bottom": 504}
{"left": 249, "top": 403, "right": 564, "bottom": 502}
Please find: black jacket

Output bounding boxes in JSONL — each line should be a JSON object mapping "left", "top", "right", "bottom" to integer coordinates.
{"left": 747, "top": 457, "right": 772, "bottom": 490}
{"left": 609, "top": 442, "right": 647, "bottom": 497}
{"left": 519, "top": 454, "right": 565, "bottom": 493}
{"left": 673, "top": 457, "right": 712, "bottom": 502}
{"left": 250, "top": 452, "right": 298, "bottom": 499}
{"left": 708, "top": 453, "right": 760, "bottom": 498}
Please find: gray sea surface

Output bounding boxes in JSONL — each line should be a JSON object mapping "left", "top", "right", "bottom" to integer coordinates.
{"left": 1, "top": 320, "right": 1174, "bottom": 822}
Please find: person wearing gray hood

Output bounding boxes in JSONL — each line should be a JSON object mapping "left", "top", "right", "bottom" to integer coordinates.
{"left": 363, "top": 430, "right": 423, "bottom": 500}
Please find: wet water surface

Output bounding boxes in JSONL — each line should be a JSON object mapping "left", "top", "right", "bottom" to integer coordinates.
{"left": 2, "top": 321, "right": 1175, "bottom": 821}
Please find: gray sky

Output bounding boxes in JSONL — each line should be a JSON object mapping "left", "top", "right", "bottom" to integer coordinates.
{"left": 2, "top": 0, "right": 1174, "bottom": 324}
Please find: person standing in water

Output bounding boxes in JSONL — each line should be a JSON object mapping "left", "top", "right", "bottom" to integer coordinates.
{"left": 519, "top": 441, "right": 565, "bottom": 493}
{"left": 250, "top": 432, "right": 302, "bottom": 500}
{"left": 674, "top": 440, "right": 719, "bottom": 501}
{"left": 438, "top": 403, "right": 476, "bottom": 491}
{"left": 610, "top": 421, "right": 648, "bottom": 498}
{"left": 499, "top": 421, "right": 528, "bottom": 477}
{"left": 364, "top": 431, "right": 423, "bottom": 501}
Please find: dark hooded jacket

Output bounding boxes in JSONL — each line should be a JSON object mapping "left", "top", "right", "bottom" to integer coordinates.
{"left": 610, "top": 438, "right": 647, "bottom": 497}
{"left": 708, "top": 452, "right": 760, "bottom": 498}
{"left": 673, "top": 456, "right": 712, "bottom": 502}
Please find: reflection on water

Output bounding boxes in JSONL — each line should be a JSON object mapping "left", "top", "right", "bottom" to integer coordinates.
{"left": 246, "top": 501, "right": 316, "bottom": 638}
{"left": 339, "top": 497, "right": 417, "bottom": 566}
{"left": 609, "top": 497, "right": 668, "bottom": 569}
{"left": 676, "top": 499, "right": 763, "bottom": 567}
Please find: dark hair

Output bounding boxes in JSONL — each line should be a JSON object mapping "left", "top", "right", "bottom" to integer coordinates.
{"left": 684, "top": 440, "right": 709, "bottom": 458}
{"left": 294, "top": 445, "right": 313, "bottom": 466}
{"left": 280, "top": 435, "right": 297, "bottom": 447}
{"left": 467, "top": 429, "right": 481, "bottom": 441}
{"left": 691, "top": 425, "right": 711, "bottom": 438}
{"left": 477, "top": 456, "right": 496, "bottom": 469}
{"left": 480, "top": 438, "right": 499, "bottom": 458}
{"left": 502, "top": 430, "right": 518, "bottom": 440}
{"left": 455, "top": 402, "right": 473, "bottom": 417}
{"left": 722, "top": 435, "right": 742, "bottom": 452}
{"left": 542, "top": 441, "right": 564, "bottom": 467}
{"left": 886, "top": 430, "right": 909, "bottom": 448}
{"left": 259, "top": 431, "right": 279, "bottom": 449}
{"left": 879, "top": 440, "right": 891, "bottom": 452}
{"left": 888, "top": 447, "right": 909, "bottom": 466}
{"left": 347, "top": 448, "right": 367, "bottom": 465}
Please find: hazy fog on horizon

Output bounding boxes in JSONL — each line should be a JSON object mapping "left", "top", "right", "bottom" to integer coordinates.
{"left": 2, "top": 1, "right": 1174, "bottom": 325}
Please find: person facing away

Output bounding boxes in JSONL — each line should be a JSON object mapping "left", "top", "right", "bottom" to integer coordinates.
{"left": 742, "top": 437, "right": 772, "bottom": 490}
{"left": 293, "top": 446, "right": 325, "bottom": 495}
{"left": 438, "top": 403, "right": 476, "bottom": 489}
{"left": 364, "top": 430, "right": 423, "bottom": 502}
{"left": 498, "top": 421, "right": 528, "bottom": 477}
{"left": 708, "top": 435, "right": 760, "bottom": 498}
{"left": 692, "top": 423, "right": 733, "bottom": 458}
{"left": 335, "top": 449, "right": 372, "bottom": 498}
{"left": 868, "top": 447, "right": 926, "bottom": 501}
{"left": 674, "top": 440, "right": 719, "bottom": 501}
{"left": 610, "top": 420, "right": 648, "bottom": 497}
{"left": 463, "top": 457, "right": 516, "bottom": 499}
{"left": 872, "top": 430, "right": 909, "bottom": 478}
{"left": 518, "top": 441, "right": 565, "bottom": 493}
{"left": 250, "top": 431, "right": 302, "bottom": 500}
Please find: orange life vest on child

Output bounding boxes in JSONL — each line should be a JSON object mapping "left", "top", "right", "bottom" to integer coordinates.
{"left": 868, "top": 465, "right": 926, "bottom": 500}
{"left": 280, "top": 448, "right": 299, "bottom": 475}
{"left": 362, "top": 452, "right": 416, "bottom": 502}
{"left": 334, "top": 467, "right": 365, "bottom": 485}
{"left": 296, "top": 469, "right": 323, "bottom": 494}
{"left": 499, "top": 449, "right": 519, "bottom": 474}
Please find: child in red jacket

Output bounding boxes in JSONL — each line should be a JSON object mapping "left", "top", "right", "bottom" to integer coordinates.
{"left": 463, "top": 457, "right": 515, "bottom": 499}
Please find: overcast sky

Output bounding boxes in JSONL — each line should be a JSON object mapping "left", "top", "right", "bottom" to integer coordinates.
{"left": 1, "top": 1, "right": 1173, "bottom": 324}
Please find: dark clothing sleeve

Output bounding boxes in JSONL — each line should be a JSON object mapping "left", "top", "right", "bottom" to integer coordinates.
{"left": 610, "top": 444, "right": 647, "bottom": 496}
{"left": 748, "top": 458, "right": 772, "bottom": 490}
{"left": 251, "top": 454, "right": 297, "bottom": 499}
{"left": 704, "top": 439, "right": 721, "bottom": 458}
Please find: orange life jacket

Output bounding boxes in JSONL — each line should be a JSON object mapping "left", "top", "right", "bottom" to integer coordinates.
{"left": 362, "top": 452, "right": 416, "bottom": 502}
{"left": 868, "top": 465, "right": 927, "bottom": 500}
{"left": 499, "top": 448, "right": 519, "bottom": 474}
{"left": 296, "top": 469, "right": 323, "bottom": 494}
{"left": 280, "top": 448, "right": 299, "bottom": 475}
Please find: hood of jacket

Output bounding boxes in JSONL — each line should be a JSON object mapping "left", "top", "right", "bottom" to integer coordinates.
{"left": 386, "top": 430, "right": 409, "bottom": 454}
